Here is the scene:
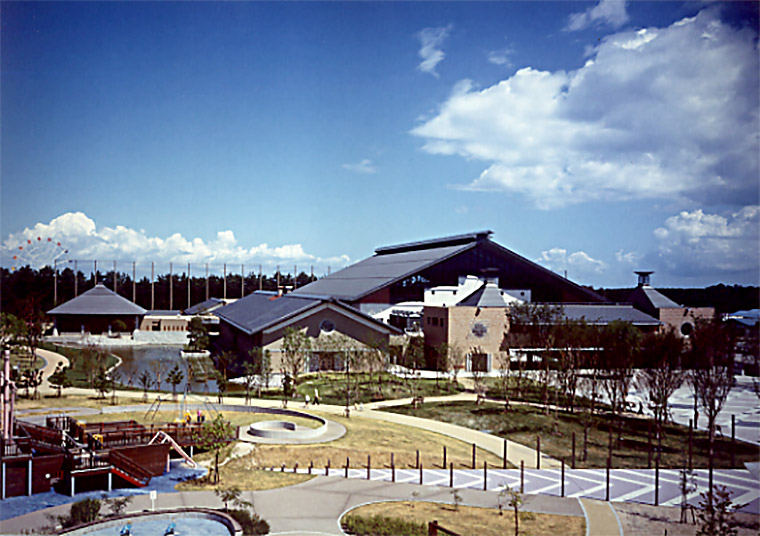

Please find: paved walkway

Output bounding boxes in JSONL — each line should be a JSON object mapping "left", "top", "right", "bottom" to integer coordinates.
{"left": 279, "top": 465, "right": 758, "bottom": 514}
{"left": 0, "top": 476, "right": 587, "bottom": 535}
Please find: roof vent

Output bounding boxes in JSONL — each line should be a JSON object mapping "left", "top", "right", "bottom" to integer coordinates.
{"left": 635, "top": 271, "right": 654, "bottom": 287}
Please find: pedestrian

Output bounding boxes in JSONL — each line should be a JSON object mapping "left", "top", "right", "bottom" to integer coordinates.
{"left": 305, "top": 394, "right": 310, "bottom": 407}
{"left": 314, "top": 388, "right": 320, "bottom": 405}
{"left": 197, "top": 410, "right": 202, "bottom": 424}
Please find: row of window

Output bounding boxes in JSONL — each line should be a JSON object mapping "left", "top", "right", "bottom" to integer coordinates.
{"left": 427, "top": 316, "right": 445, "bottom": 327}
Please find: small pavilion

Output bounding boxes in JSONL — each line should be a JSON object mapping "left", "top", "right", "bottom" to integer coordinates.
{"left": 47, "top": 283, "right": 146, "bottom": 334}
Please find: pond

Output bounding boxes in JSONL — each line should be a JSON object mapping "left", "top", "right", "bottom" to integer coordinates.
{"left": 111, "top": 346, "right": 219, "bottom": 394}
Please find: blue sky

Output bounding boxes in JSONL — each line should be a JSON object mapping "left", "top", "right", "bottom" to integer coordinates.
{"left": 1, "top": 1, "right": 758, "bottom": 288}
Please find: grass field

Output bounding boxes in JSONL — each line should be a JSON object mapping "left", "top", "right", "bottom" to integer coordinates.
{"left": 385, "top": 400, "right": 758, "bottom": 469}
{"left": 342, "top": 501, "right": 585, "bottom": 536}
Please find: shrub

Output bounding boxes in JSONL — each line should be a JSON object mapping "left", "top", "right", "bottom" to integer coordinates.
{"left": 66, "top": 498, "right": 101, "bottom": 527}
{"left": 342, "top": 513, "right": 426, "bottom": 536}
{"left": 228, "top": 508, "right": 270, "bottom": 535}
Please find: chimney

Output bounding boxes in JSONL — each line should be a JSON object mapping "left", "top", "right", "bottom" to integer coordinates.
{"left": 635, "top": 271, "right": 654, "bottom": 287}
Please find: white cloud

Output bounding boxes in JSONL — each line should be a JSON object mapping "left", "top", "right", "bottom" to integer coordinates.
{"left": 654, "top": 206, "right": 759, "bottom": 276}
{"left": 487, "top": 48, "right": 513, "bottom": 67}
{"left": 566, "top": 0, "right": 629, "bottom": 32}
{"left": 416, "top": 25, "right": 452, "bottom": 78}
{"left": 537, "top": 247, "right": 607, "bottom": 282}
{"left": 342, "top": 159, "right": 377, "bottom": 174}
{"left": 1, "top": 212, "right": 350, "bottom": 272}
{"left": 615, "top": 249, "right": 641, "bottom": 265}
{"left": 411, "top": 9, "right": 759, "bottom": 210}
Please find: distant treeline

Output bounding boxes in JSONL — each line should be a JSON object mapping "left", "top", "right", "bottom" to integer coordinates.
{"left": 1, "top": 266, "right": 317, "bottom": 316}
{"left": 2, "top": 266, "right": 757, "bottom": 318}
{"left": 599, "top": 285, "right": 759, "bottom": 315}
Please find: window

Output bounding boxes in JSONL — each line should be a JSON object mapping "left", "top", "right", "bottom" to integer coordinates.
{"left": 320, "top": 319, "right": 335, "bottom": 333}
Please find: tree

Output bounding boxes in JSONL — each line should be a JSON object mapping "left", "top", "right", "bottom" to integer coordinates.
{"left": 508, "top": 303, "right": 563, "bottom": 413}
{"left": 93, "top": 368, "right": 110, "bottom": 399}
{"left": 101, "top": 494, "right": 132, "bottom": 517}
{"left": 696, "top": 485, "right": 742, "bottom": 536}
{"left": 688, "top": 318, "right": 736, "bottom": 498}
{"left": 282, "top": 326, "right": 311, "bottom": 383}
{"left": 166, "top": 364, "right": 185, "bottom": 400}
{"left": 505, "top": 487, "right": 524, "bottom": 536}
{"left": 554, "top": 318, "right": 590, "bottom": 414}
{"left": 214, "top": 369, "right": 228, "bottom": 404}
{"left": 0, "top": 312, "right": 25, "bottom": 350}
{"left": 435, "top": 342, "right": 451, "bottom": 392}
{"left": 601, "top": 321, "right": 641, "bottom": 442}
{"left": 194, "top": 414, "right": 235, "bottom": 485}
{"left": 495, "top": 349, "right": 512, "bottom": 411}
{"left": 241, "top": 361, "right": 258, "bottom": 405}
{"left": 215, "top": 486, "right": 251, "bottom": 512}
{"left": 186, "top": 317, "right": 209, "bottom": 351}
{"left": 138, "top": 370, "right": 153, "bottom": 401}
{"left": 21, "top": 305, "right": 44, "bottom": 370}
{"left": 637, "top": 328, "right": 686, "bottom": 439}
{"left": 48, "top": 361, "right": 72, "bottom": 398}
{"left": 150, "top": 359, "right": 168, "bottom": 392}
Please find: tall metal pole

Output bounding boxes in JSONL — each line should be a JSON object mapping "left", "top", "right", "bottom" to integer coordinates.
{"left": 53, "top": 259, "right": 58, "bottom": 306}
{"left": 132, "top": 261, "right": 136, "bottom": 303}
{"left": 169, "top": 262, "right": 173, "bottom": 310}
{"left": 259, "top": 265, "right": 262, "bottom": 291}
{"left": 94, "top": 260, "right": 98, "bottom": 285}
{"left": 223, "top": 264, "right": 227, "bottom": 300}
{"left": 205, "top": 263, "right": 209, "bottom": 301}
{"left": 187, "top": 263, "right": 191, "bottom": 310}
{"left": 294, "top": 265, "right": 297, "bottom": 289}
{"left": 74, "top": 260, "right": 79, "bottom": 297}
{"left": 241, "top": 264, "right": 245, "bottom": 298}
{"left": 151, "top": 262, "right": 155, "bottom": 310}
{"left": 113, "top": 261, "right": 117, "bottom": 293}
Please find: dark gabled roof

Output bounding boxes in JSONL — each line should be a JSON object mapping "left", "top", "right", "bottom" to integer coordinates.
{"left": 215, "top": 292, "right": 322, "bottom": 335}
{"left": 629, "top": 286, "right": 681, "bottom": 309}
{"left": 185, "top": 297, "right": 227, "bottom": 315}
{"left": 293, "top": 230, "right": 606, "bottom": 304}
{"left": 457, "top": 281, "right": 516, "bottom": 307}
{"left": 48, "top": 284, "right": 147, "bottom": 316}
{"left": 375, "top": 230, "right": 493, "bottom": 255}
{"left": 559, "top": 304, "right": 661, "bottom": 325}
{"left": 214, "top": 291, "right": 402, "bottom": 336}
{"left": 292, "top": 239, "right": 480, "bottom": 301}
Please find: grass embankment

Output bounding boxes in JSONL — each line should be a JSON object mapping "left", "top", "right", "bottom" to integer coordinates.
{"left": 8, "top": 349, "right": 45, "bottom": 371}
{"left": 240, "top": 372, "right": 464, "bottom": 406}
{"left": 249, "top": 411, "right": 505, "bottom": 471}
{"left": 342, "top": 501, "right": 585, "bottom": 536}
{"left": 42, "top": 343, "right": 119, "bottom": 388}
{"left": 384, "top": 400, "right": 758, "bottom": 469}
{"left": 178, "top": 411, "right": 508, "bottom": 492}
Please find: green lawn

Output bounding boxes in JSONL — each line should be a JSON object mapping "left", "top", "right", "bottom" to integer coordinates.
{"left": 384, "top": 400, "right": 759, "bottom": 470}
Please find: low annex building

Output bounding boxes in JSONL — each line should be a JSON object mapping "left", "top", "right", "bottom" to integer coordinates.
{"left": 47, "top": 283, "right": 146, "bottom": 335}
{"left": 628, "top": 272, "right": 714, "bottom": 336}
{"left": 214, "top": 291, "right": 402, "bottom": 373}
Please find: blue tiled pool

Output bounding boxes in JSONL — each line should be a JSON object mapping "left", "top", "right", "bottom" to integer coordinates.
{"left": 67, "top": 514, "right": 232, "bottom": 536}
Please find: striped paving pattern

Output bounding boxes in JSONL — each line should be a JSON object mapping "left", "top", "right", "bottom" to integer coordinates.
{"left": 269, "top": 466, "right": 759, "bottom": 514}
